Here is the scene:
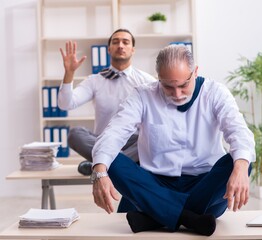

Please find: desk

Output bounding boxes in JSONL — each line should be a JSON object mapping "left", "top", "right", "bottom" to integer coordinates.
{"left": 6, "top": 165, "right": 91, "bottom": 209}
{"left": 1, "top": 211, "right": 262, "bottom": 239}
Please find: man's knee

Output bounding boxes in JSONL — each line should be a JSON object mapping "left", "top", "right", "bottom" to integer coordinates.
{"left": 68, "top": 127, "right": 92, "bottom": 148}
{"left": 212, "top": 153, "right": 234, "bottom": 176}
{"left": 108, "top": 154, "right": 138, "bottom": 184}
{"left": 68, "top": 127, "right": 84, "bottom": 148}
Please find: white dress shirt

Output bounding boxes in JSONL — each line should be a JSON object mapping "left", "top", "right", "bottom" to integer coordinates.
{"left": 92, "top": 78, "right": 256, "bottom": 176}
{"left": 58, "top": 66, "right": 156, "bottom": 135}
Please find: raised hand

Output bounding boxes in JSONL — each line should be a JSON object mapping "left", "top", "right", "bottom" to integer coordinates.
{"left": 60, "top": 41, "right": 86, "bottom": 83}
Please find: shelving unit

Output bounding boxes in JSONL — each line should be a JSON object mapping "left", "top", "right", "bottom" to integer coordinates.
{"left": 37, "top": 0, "right": 196, "bottom": 161}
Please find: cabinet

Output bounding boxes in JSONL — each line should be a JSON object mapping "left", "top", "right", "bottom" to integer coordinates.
{"left": 37, "top": 0, "right": 196, "bottom": 162}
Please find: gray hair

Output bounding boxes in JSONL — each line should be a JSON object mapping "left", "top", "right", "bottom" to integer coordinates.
{"left": 155, "top": 45, "right": 195, "bottom": 74}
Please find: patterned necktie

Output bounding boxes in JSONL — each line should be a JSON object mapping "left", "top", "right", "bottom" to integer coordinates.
{"left": 99, "top": 68, "right": 120, "bottom": 80}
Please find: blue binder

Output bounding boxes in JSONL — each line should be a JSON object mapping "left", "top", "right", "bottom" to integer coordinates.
{"left": 169, "top": 41, "right": 193, "bottom": 53}
{"left": 99, "top": 45, "right": 110, "bottom": 69}
{"left": 60, "top": 126, "right": 70, "bottom": 157}
{"left": 52, "top": 126, "right": 61, "bottom": 157}
{"left": 91, "top": 45, "right": 110, "bottom": 74}
{"left": 42, "top": 87, "right": 51, "bottom": 117}
{"left": 50, "top": 86, "right": 59, "bottom": 117}
{"left": 55, "top": 86, "right": 68, "bottom": 117}
{"left": 43, "top": 126, "right": 53, "bottom": 142}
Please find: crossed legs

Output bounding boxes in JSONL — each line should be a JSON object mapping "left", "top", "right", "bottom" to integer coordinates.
{"left": 108, "top": 153, "right": 248, "bottom": 235}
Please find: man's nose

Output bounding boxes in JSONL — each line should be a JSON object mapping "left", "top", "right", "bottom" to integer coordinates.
{"left": 118, "top": 41, "right": 124, "bottom": 48}
{"left": 172, "top": 88, "right": 182, "bottom": 98}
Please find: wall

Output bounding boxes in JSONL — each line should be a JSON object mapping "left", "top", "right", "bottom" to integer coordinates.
{"left": 0, "top": 0, "right": 40, "bottom": 197}
{"left": 0, "top": 0, "right": 262, "bottom": 197}
{"left": 195, "top": 0, "right": 262, "bottom": 125}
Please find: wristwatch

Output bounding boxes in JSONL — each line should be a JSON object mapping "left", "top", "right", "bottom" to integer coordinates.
{"left": 90, "top": 171, "right": 108, "bottom": 183}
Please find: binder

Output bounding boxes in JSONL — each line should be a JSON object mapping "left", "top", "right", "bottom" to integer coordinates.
{"left": 52, "top": 126, "right": 61, "bottom": 157}
{"left": 50, "top": 87, "right": 59, "bottom": 117}
{"left": 91, "top": 46, "right": 99, "bottom": 74}
{"left": 100, "top": 46, "right": 110, "bottom": 68}
{"left": 43, "top": 126, "right": 53, "bottom": 142}
{"left": 169, "top": 41, "right": 193, "bottom": 53}
{"left": 42, "top": 87, "right": 51, "bottom": 117}
{"left": 60, "top": 126, "right": 70, "bottom": 157}
{"left": 43, "top": 126, "right": 69, "bottom": 157}
{"left": 91, "top": 45, "right": 110, "bottom": 74}
{"left": 56, "top": 86, "right": 68, "bottom": 117}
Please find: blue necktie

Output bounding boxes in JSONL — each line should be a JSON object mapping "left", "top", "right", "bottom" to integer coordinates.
{"left": 100, "top": 68, "right": 120, "bottom": 80}
{"left": 177, "top": 76, "right": 205, "bottom": 112}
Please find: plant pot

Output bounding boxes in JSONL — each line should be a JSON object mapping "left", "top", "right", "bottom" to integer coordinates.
{"left": 152, "top": 20, "right": 165, "bottom": 34}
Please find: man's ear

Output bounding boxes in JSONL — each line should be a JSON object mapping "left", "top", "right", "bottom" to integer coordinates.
{"left": 194, "top": 65, "right": 199, "bottom": 78}
{"left": 132, "top": 46, "right": 135, "bottom": 54}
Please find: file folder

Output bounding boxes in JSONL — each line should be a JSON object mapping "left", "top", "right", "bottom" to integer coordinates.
{"left": 43, "top": 126, "right": 53, "bottom": 143}
{"left": 60, "top": 126, "right": 70, "bottom": 157}
{"left": 52, "top": 126, "right": 61, "bottom": 157}
{"left": 169, "top": 41, "right": 193, "bottom": 53}
{"left": 91, "top": 46, "right": 99, "bottom": 74}
{"left": 42, "top": 87, "right": 51, "bottom": 117}
{"left": 56, "top": 86, "right": 68, "bottom": 117}
{"left": 100, "top": 46, "right": 110, "bottom": 68}
{"left": 91, "top": 45, "right": 110, "bottom": 74}
{"left": 50, "top": 87, "right": 59, "bottom": 117}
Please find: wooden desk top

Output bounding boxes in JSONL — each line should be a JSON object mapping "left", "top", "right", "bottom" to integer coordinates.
{"left": 6, "top": 165, "right": 89, "bottom": 180}
{"left": 1, "top": 211, "right": 262, "bottom": 240}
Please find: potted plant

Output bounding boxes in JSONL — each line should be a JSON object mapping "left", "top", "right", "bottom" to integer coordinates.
{"left": 227, "top": 53, "right": 262, "bottom": 191}
{"left": 147, "top": 12, "right": 167, "bottom": 34}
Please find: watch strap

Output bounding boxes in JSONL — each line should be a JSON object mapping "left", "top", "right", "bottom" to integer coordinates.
{"left": 91, "top": 171, "right": 108, "bottom": 183}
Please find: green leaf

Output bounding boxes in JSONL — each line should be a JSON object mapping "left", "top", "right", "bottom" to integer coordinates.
{"left": 227, "top": 53, "right": 262, "bottom": 183}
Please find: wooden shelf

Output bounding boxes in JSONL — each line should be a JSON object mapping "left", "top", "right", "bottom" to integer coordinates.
{"left": 38, "top": 0, "right": 195, "bottom": 149}
{"left": 41, "top": 116, "right": 95, "bottom": 121}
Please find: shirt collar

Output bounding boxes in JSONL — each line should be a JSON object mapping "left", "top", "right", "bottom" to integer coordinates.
{"left": 110, "top": 65, "right": 133, "bottom": 76}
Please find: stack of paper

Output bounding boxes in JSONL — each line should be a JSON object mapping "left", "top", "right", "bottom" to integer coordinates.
{"left": 19, "top": 142, "right": 61, "bottom": 171}
{"left": 19, "top": 208, "right": 79, "bottom": 228}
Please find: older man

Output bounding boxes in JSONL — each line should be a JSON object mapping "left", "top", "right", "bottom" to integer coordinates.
{"left": 91, "top": 45, "right": 255, "bottom": 236}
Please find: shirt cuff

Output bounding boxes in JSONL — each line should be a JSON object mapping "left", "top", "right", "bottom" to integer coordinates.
{"left": 60, "top": 82, "right": 73, "bottom": 92}
{"left": 231, "top": 149, "right": 256, "bottom": 163}
{"left": 92, "top": 153, "right": 114, "bottom": 171}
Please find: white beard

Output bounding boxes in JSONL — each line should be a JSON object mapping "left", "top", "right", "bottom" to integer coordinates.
{"left": 168, "top": 94, "right": 193, "bottom": 106}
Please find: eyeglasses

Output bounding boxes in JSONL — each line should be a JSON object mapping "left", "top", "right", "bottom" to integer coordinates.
{"left": 159, "top": 69, "right": 195, "bottom": 90}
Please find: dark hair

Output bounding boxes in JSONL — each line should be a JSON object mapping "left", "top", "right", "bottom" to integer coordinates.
{"left": 108, "top": 29, "right": 135, "bottom": 47}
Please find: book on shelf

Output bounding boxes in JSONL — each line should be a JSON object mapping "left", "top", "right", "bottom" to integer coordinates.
{"left": 19, "top": 208, "right": 79, "bottom": 228}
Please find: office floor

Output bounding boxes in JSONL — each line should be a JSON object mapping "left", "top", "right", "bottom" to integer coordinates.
{"left": 1, "top": 186, "right": 262, "bottom": 233}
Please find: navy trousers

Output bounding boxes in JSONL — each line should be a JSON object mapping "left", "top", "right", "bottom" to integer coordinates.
{"left": 108, "top": 153, "right": 251, "bottom": 231}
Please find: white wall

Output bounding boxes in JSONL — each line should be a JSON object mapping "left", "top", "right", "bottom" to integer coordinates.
{"left": 195, "top": 0, "right": 262, "bottom": 126}
{"left": 0, "top": 0, "right": 40, "bottom": 197}
{"left": 0, "top": 0, "right": 262, "bottom": 197}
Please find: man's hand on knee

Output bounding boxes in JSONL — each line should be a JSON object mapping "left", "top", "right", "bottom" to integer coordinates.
{"left": 93, "top": 177, "right": 119, "bottom": 213}
{"left": 223, "top": 159, "right": 250, "bottom": 211}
